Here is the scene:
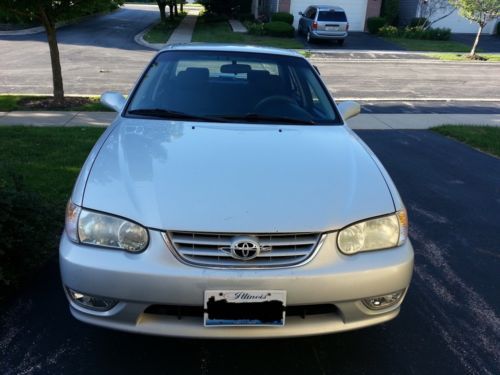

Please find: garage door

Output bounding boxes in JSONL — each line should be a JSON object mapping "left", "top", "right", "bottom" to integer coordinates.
{"left": 290, "top": 0, "right": 368, "bottom": 31}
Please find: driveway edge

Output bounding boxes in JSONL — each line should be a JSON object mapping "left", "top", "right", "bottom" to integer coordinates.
{"left": 134, "top": 23, "right": 164, "bottom": 50}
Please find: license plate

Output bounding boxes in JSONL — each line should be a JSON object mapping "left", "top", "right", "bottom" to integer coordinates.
{"left": 325, "top": 26, "right": 339, "bottom": 31}
{"left": 204, "top": 290, "right": 286, "bottom": 327}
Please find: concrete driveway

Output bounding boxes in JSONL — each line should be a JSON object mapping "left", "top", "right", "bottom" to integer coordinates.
{"left": 1, "top": 130, "right": 498, "bottom": 375}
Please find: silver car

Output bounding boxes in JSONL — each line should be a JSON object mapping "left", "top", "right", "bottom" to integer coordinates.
{"left": 298, "top": 5, "right": 349, "bottom": 44}
{"left": 60, "top": 44, "right": 413, "bottom": 338}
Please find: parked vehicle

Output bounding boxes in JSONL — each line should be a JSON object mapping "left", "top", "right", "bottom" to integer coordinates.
{"left": 60, "top": 44, "right": 413, "bottom": 338}
{"left": 298, "top": 5, "right": 349, "bottom": 44}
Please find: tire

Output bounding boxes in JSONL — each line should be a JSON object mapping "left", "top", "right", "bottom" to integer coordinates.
{"left": 337, "top": 39, "right": 345, "bottom": 46}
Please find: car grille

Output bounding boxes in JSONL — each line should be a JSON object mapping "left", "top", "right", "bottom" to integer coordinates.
{"left": 165, "top": 231, "right": 324, "bottom": 268}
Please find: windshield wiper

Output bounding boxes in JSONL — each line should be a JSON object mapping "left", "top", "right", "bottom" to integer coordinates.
{"left": 127, "top": 108, "right": 227, "bottom": 122}
{"left": 220, "top": 113, "right": 316, "bottom": 125}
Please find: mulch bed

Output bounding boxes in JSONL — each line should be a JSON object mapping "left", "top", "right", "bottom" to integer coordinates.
{"left": 18, "top": 96, "right": 101, "bottom": 110}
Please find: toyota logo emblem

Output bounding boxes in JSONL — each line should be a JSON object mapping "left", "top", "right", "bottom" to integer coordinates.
{"left": 231, "top": 239, "right": 260, "bottom": 260}
{"left": 218, "top": 236, "right": 272, "bottom": 261}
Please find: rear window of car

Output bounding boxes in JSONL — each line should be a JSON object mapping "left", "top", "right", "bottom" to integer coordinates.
{"left": 318, "top": 10, "right": 347, "bottom": 22}
{"left": 126, "top": 50, "right": 341, "bottom": 125}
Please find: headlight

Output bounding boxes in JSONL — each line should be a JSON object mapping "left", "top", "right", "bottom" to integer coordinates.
{"left": 337, "top": 210, "right": 408, "bottom": 255}
{"left": 65, "top": 201, "right": 148, "bottom": 252}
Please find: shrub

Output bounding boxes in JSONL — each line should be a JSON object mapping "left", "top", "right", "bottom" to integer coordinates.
{"left": 378, "top": 25, "right": 399, "bottom": 38}
{"left": 239, "top": 12, "right": 254, "bottom": 22}
{"left": 402, "top": 26, "right": 451, "bottom": 40}
{"left": 263, "top": 21, "right": 295, "bottom": 37}
{"left": 200, "top": 12, "right": 229, "bottom": 23}
{"left": 271, "top": 12, "right": 293, "bottom": 25}
{"left": 366, "top": 16, "right": 387, "bottom": 34}
{"left": 245, "top": 21, "right": 265, "bottom": 35}
{"left": 409, "top": 17, "right": 429, "bottom": 28}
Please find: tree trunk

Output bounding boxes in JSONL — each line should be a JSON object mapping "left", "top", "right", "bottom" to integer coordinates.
{"left": 157, "top": 1, "right": 167, "bottom": 23}
{"left": 470, "top": 23, "right": 483, "bottom": 57}
{"left": 38, "top": 6, "right": 64, "bottom": 104}
{"left": 180, "top": 1, "right": 183, "bottom": 12}
{"left": 174, "top": 1, "right": 178, "bottom": 17}
{"left": 168, "top": 3, "right": 174, "bottom": 20}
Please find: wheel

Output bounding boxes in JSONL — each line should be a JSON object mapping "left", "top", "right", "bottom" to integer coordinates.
{"left": 337, "top": 39, "right": 345, "bottom": 46}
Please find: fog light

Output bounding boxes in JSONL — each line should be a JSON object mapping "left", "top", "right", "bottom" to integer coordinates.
{"left": 68, "top": 288, "right": 118, "bottom": 311}
{"left": 362, "top": 289, "right": 405, "bottom": 310}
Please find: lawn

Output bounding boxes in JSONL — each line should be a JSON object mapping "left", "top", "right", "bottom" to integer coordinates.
{"left": 384, "top": 38, "right": 472, "bottom": 52}
{"left": 0, "top": 126, "right": 105, "bottom": 302}
{"left": 0, "top": 95, "right": 109, "bottom": 112}
{"left": 143, "top": 13, "right": 186, "bottom": 44}
{"left": 426, "top": 53, "right": 500, "bottom": 62}
{"left": 432, "top": 125, "right": 500, "bottom": 157}
{"left": 192, "top": 20, "right": 304, "bottom": 49}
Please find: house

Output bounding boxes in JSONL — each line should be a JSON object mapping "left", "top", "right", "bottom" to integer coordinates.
{"left": 251, "top": 0, "right": 383, "bottom": 32}
{"left": 251, "top": 0, "right": 499, "bottom": 34}
{"left": 400, "top": 0, "right": 498, "bottom": 35}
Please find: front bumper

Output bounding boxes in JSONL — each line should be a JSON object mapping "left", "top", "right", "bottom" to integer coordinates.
{"left": 60, "top": 230, "right": 414, "bottom": 338}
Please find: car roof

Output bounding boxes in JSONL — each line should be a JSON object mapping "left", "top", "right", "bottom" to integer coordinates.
{"left": 312, "top": 5, "right": 345, "bottom": 12}
{"left": 159, "top": 43, "right": 305, "bottom": 58}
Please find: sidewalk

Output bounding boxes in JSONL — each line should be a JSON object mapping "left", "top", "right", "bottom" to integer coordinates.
{"left": 0, "top": 111, "right": 499, "bottom": 129}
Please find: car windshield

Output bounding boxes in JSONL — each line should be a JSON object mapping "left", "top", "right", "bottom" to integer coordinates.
{"left": 126, "top": 50, "right": 340, "bottom": 125}
{"left": 318, "top": 10, "right": 347, "bottom": 22}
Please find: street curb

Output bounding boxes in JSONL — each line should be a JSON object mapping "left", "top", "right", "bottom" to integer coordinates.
{"left": 134, "top": 23, "right": 164, "bottom": 50}
{"left": 0, "top": 8, "right": 119, "bottom": 36}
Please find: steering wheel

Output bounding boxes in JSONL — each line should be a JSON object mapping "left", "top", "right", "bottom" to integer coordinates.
{"left": 254, "top": 95, "right": 312, "bottom": 121}
{"left": 255, "top": 95, "right": 298, "bottom": 112}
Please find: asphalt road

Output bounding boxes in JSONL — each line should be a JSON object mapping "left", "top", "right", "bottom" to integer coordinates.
{"left": 1, "top": 4, "right": 500, "bottom": 113}
{"left": 1, "top": 130, "right": 499, "bottom": 375}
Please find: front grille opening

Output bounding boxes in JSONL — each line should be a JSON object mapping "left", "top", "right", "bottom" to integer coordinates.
{"left": 144, "top": 304, "right": 338, "bottom": 320}
{"left": 166, "top": 231, "right": 323, "bottom": 268}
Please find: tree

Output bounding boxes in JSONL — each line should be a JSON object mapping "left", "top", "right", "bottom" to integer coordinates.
{"left": 156, "top": 0, "right": 168, "bottom": 23}
{"left": 0, "top": 0, "right": 123, "bottom": 105}
{"left": 449, "top": 0, "right": 500, "bottom": 57}
{"left": 416, "top": 0, "right": 456, "bottom": 29}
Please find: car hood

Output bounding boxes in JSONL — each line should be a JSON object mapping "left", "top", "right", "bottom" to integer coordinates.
{"left": 83, "top": 119, "right": 395, "bottom": 233}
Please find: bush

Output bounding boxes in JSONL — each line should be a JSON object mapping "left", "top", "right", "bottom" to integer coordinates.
{"left": 409, "top": 17, "right": 429, "bottom": 28}
{"left": 366, "top": 16, "right": 387, "bottom": 34}
{"left": 245, "top": 21, "right": 265, "bottom": 35}
{"left": 271, "top": 12, "right": 293, "bottom": 25}
{"left": 239, "top": 12, "right": 254, "bottom": 22}
{"left": 378, "top": 25, "right": 399, "bottom": 38}
{"left": 200, "top": 12, "right": 229, "bottom": 23}
{"left": 402, "top": 26, "right": 451, "bottom": 40}
{"left": 0, "top": 174, "right": 59, "bottom": 301}
{"left": 263, "top": 21, "right": 295, "bottom": 37}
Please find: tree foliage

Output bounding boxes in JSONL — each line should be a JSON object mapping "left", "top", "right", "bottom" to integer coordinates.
{"left": 0, "top": 0, "right": 123, "bottom": 103}
{"left": 449, "top": 0, "right": 500, "bottom": 56}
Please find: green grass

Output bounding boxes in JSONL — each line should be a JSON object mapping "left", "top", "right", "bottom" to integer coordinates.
{"left": 192, "top": 21, "right": 303, "bottom": 49}
{"left": 426, "top": 53, "right": 500, "bottom": 62}
{"left": 384, "top": 38, "right": 472, "bottom": 52}
{"left": 432, "top": 125, "right": 500, "bottom": 157}
{"left": 143, "top": 14, "right": 186, "bottom": 44}
{"left": 0, "top": 95, "right": 109, "bottom": 111}
{"left": 0, "top": 127, "right": 105, "bottom": 301}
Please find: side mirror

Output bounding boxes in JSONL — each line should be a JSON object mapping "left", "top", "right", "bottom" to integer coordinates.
{"left": 299, "top": 11, "right": 303, "bottom": 16}
{"left": 337, "top": 101, "right": 361, "bottom": 121}
{"left": 101, "top": 91, "right": 126, "bottom": 112}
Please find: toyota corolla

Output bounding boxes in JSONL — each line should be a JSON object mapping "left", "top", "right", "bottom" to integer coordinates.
{"left": 60, "top": 44, "right": 414, "bottom": 338}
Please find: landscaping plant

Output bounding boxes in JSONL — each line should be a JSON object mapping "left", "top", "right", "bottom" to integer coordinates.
{"left": 449, "top": 0, "right": 500, "bottom": 58}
